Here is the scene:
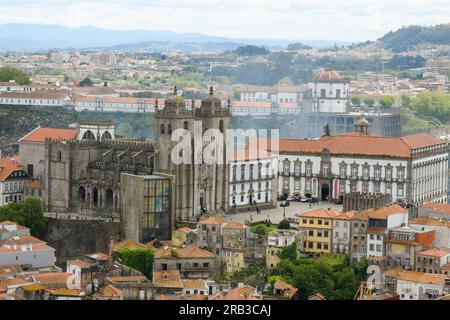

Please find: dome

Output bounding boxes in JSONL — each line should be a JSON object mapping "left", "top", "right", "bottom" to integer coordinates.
{"left": 201, "top": 86, "right": 222, "bottom": 108}
{"left": 314, "top": 67, "right": 342, "bottom": 81}
{"left": 164, "top": 86, "right": 185, "bottom": 107}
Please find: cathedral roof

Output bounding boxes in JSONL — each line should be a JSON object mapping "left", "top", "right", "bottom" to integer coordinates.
{"left": 20, "top": 127, "right": 79, "bottom": 143}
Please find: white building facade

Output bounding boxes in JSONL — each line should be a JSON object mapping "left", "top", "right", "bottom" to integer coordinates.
{"left": 308, "top": 67, "right": 349, "bottom": 113}
{"left": 277, "top": 126, "right": 448, "bottom": 206}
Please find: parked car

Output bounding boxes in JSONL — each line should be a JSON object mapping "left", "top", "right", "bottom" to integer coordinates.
{"left": 299, "top": 196, "right": 308, "bottom": 202}
{"left": 286, "top": 196, "right": 297, "bottom": 202}
{"left": 334, "top": 197, "right": 343, "bottom": 205}
{"left": 280, "top": 200, "right": 290, "bottom": 207}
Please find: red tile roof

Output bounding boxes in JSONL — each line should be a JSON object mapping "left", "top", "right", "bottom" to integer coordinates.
{"left": 0, "top": 158, "right": 26, "bottom": 182}
{"left": 20, "top": 127, "right": 79, "bottom": 143}
{"left": 417, "top": 247, "right": 450, "bottom": 258}
{"left": 277, "top": 132, "right": 445, "bottom": 158}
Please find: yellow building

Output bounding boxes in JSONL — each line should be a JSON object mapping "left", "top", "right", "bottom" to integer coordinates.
{"left": 222, "top": 248, "right": 245, "bottom": 274}
{"left": 298, "top": 209, "right": 339, "bottom": 254}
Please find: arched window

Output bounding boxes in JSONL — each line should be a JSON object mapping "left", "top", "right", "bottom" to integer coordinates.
{"left": 101, "top": 131, "right": 112, "bottom": 141}
{"left": 106, "top": 189, "right": 114, "bottom": 208}
{"left": 168, "top": 124, "right": 172, "bottom": 135}
{"left": 183, "top": 121, "right": 188, "bottom": 130}
{"left": 93, "top": 188, "right": 99, "bottom": 207}
{"left": 82, "top": 130, "right": 95, "bottom": 140}
{"left": 79, "top": 186, "right": 86, "bottom": 200}
{"left": 219, "top": 120, "right": 224, "bottom": 133}
{"left": 160, "top": 124, "right": 165, "bottom": 135}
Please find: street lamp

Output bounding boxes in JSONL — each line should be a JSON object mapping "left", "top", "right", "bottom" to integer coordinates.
{"left": 283, "top": 206, "right": 286, "bottom": 220}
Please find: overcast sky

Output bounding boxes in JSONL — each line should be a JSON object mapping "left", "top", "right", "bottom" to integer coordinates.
{"left": 0, "top": 0, "right": 449, "bottom": 42}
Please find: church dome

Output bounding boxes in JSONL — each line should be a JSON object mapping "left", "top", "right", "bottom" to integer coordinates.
{"left": 164, "top": 86, "right": 185, "bottom": 107}
{"left": 314, "top": 67, "right": 342, "bottom": 81}
{"left": 201, "top": 86, "right": 222, "bottom": 108}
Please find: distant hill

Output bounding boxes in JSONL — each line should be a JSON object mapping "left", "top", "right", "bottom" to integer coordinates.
{"left": 378, "top": 24, "right": 450, "bottom": 52}
{"left": 0, "top": 23, "right": 347, "bottom": 51}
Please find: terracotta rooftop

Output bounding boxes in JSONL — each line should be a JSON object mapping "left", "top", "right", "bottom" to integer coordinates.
{"left": 32, "top": 273, "right": 71, "bottom": 287}
{"left": 182, "top": 279, "right": 208, "bottom": 290}
{"left": 152, "top": 270, "right": 183, "bottom": 289}
{"left": 220, "top": 285, "right": 260, "bottom": 300}
{"left": 273, "top": 279, "right": 297, "bottom": 299}
{"left": 111, "top": 239, "right": 148, "bottom": 251}
{"left": 198, "top": 216, "right": 225, "bottom": 225}
{"left": 154, "top": 245, "right": 217, "bottom": 259}
{"left": 20, "top": 127, "right": 79, "bottom": 143}
{"left": 298, "top": 208, "right": 340, "bottom": 219}
{"left": 175, "top": 227, "right": 194, "bottom": 234}
{"left": 335, "top": 211, "right": 357, "bottom": 220}
{"left": 0, "top": 157, "right": 27, "bottom": 182}
{"left": 96, "top": 284, "right": 122, "bottom": 298}
{"left": 67, "top": 259, "right": 96, "bottom": 269}
{"left": 410, "top": 216, "right": 450, "bottom": 228}
{"left": 417, "top": 247, "right": 450, "bottom": 258}
{"left": 383, "top": 269, "right": 446, "bottom": 285}
{"left": 108, "top": 276, "right": 148, "bottom": 283}
{"left": 277, "top": 132, "right": 445, "bottom": 158}
{"left": 367, "top": 204, "right": 408, "bottom": 220}
{"left": 314, "top": 68, "right": 343, "bottom": 81}
{"left": 421, "top": 203, "right": 450, "bottom": 215}
{"left": 223, "top": 221, "right": 247, "bottom": 229}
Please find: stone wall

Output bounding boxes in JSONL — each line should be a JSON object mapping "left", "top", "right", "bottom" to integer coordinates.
{"left": 44, "top": 218, "right": 120, "bottom": 265}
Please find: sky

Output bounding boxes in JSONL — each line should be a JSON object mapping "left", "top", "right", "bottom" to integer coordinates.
{"left": 0, "top": 0, "right": 449, "bottom": 42}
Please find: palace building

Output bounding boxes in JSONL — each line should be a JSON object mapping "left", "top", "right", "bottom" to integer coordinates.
{"left": 277, "top": 119, "right": 448, "bottom": 206}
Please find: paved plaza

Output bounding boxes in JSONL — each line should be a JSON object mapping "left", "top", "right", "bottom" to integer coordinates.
{"left": 222, "top": 201, "right": 343, "bottom": 225}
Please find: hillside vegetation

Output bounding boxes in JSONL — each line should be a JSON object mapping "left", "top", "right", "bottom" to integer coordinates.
{"left": 378, "top": 24, "right": 450, "bottom": 52}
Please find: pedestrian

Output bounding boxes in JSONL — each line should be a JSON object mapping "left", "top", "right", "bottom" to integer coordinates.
{"left": 250, "top": 214, "right": 253, "bottom": 221}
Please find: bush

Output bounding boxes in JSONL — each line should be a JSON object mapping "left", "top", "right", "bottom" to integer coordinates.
{"left": 278, "top": 219, "right": 291, "bottom": 230}
{"left": 0, "top": 198, "right": 47, "bottom": 238}
{"left": 115, "top": 248, "right": 154, "bottom": 279}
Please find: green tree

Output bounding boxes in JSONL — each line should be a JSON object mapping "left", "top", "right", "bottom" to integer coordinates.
{"left": 79, "top": 77, "right": 94, "bottom": 87}
{"left": 401, "top": 94, "right": 411, "bottom": 108}
{"left": 278, "top": 219, "right": 291, "bottom": 230}
{"left": 277, "top": 243, "right": 298, "bottom": 261}
{"left": 411, "top": 92, "right": 450, "bottom": 123}
{"left": 254, "top": 224, "right": 268, "bottom": 235}
{"left": 363, "top": 97, "right": 375, "bottom": 107}
{"left": 0, "top": 67, "right": 31, "bottom": 85}
{"left": 0, "top": 198, "right": 48, "bottom": 238}
{"left": 114, "top": 248, "right": 154, "bottom": 279}
{"left": 350, "top": 96, "right": 361, "bottom": 106}
{"left": 379, "top": 96, "right": 395, "bottom": 107}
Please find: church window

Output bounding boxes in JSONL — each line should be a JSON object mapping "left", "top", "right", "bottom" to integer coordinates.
{"left": 168, "top": 124, "right": 172, "bottom": 135}
{"left": 183, "top": 121, "right": 188, "bottom": 130}
{"left": 219, "top": 120, "right": 224, "bottom": 133}
{"left": 160, "top": 124, "right": 165, "bottom": 135}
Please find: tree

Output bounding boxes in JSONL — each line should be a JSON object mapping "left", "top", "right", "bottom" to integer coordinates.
{"left": 277, "top": 243, "right": 298, "bottom": 261}
{"left": 379, "top": 96, "right": 395, "bottom": 108}
{"left": 350, "top": 96, "right": 361, "bottom": 106}
{"left": 235, "top": 45, "right": 269, "bottom": 56}
{"left": 278, "top": 219, "right": 291, "bottom": 230}
{"left": 79, "top": 77, "right": 93, "bottom": 87}
{"left": 0, "top": 67, "right": 31, "bottom": 85}
{"left": 363, "top": 97, "right": 375, "bottom": 107}
{"left": 401, "top": 94, "right": 411, "bottom": 108}
{"left": 114, "top": 248, "right": 154, "bottom": 279}
{"left": 411, "top": 92, "right": 450, "bottom": 123}
{"left": 254, "top": 224, "right": 268, "bottom": 235}
{"left": 0, "top": 198, "right": 48, "bottom": 238}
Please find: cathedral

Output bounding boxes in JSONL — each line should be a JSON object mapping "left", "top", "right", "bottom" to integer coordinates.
{"left": 30, "top": 87, "right": 231, "bottom": 242}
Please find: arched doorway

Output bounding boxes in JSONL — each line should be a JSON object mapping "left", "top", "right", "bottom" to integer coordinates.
{"left": 106, "top": 189, "right": 114, "bottom": 208}
{"left": 321, "top": 183, "right": 330, "bottom": 201}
